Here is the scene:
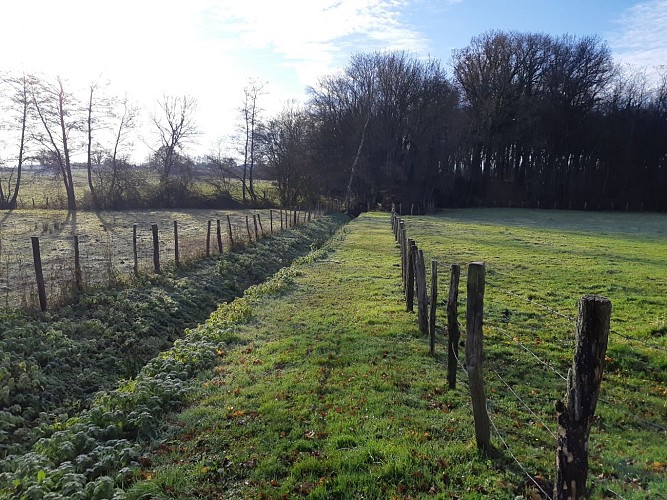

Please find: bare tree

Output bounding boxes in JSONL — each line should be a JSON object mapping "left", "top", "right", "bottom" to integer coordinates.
{"left": 240, "top": 79, "right": 267, "bottom": 203}
{"left": 0, "top": 72, "right": 33, "bottom": 209}
{"left": 260, "top": 103, "right": 313, "bottom": 207}
{"left": 92, "top": 93, "right": 139, "bottom": 208}
{"left": 31, "top": 76, "right": 81, "bottom": 211}
{"left": 205, "top": 138, "right": 238, "bottom": 197}
{"left": 150, "top": 94, "right": 199, "bottom": 183}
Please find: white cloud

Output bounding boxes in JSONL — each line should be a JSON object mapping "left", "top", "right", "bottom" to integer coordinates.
{"left": 0, "top": 0, "right": 428, "bottom": 159}
{"left": 609, "top": 0, "right": 667, "bottom": 69}
{"left": 203, "top": 0, "right": 428, "bottom": 85}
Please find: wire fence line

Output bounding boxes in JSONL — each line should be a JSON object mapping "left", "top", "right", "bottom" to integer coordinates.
{"left": 488, "top": 366, "right": 558, "bottom": 440}
{"left": 391, "top": 212, "right": 666, "bottom": 499}
{"left": 487, "top": 282, "right": 577, "bottom": 323}
{"left": 487, "top": 405, "right": 554, "bottom": 500}
{"left": 0, "top": 208, "right": 319, "bottom": 311}
{"left": 488, "top": 280, "right": 666, "bottom": 354}
{"left": 487, "top": 324, "right": 569, "bottom": 382}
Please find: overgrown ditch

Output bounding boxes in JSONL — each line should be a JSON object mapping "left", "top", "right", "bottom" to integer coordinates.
{"left": 0, "top": 213, "right": 349, "bottom": 460}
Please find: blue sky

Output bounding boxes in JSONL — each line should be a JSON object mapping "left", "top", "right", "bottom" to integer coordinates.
{"left": 1, "top": 0, "right": 666, "bottom": 159}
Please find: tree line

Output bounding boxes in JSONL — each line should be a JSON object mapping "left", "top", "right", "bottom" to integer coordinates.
{"left": 0, "top": 75, "right": 268, "bottom": 210}
{"left": 265, "top": 31, "right": 666, "bottom": 212}
{"left": 2, "top": 30, "right": 666, "bottom": 212}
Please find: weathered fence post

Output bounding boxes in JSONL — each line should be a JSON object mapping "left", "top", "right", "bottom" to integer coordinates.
{"left": 416, "top": 249, "right": 429, "bottom": 334}
{"left": 466, "top": 262, "right": 490, "bottom": 453}
{"left": 246, "top": 215, "right": 252, "bottom": 241}
{"left": 132, "top": 224, "right": 138, "bottom": 276}
{"left": 399, "top": 221, "right": 407, "bottom": 291}
{"left": 447, "top": 264, "right": 461, "bottom": 389}
{"left": 281, "top": 210, "right": 284, "bottom": 230}
{"left": 270, "top": 210, "right": 273, "bottom": 234}
{"left": 31, "top": 236, "right": 47, "bottom": 311}
{"left": 173, "top": 221, "right": 180, "bottom": 267}
{"left": 258, "top": 214, "right": 264, "bottom": 235}
{"left": 73, "top": 235, "right": 82, "bottom": 292}
{"left": 429, "top": 259, "right": 438, "bottom": 356}
{"left": 151, "top": 223, "right": 160, "bottom": 274}
{"left": 206, "top": 220, "right": 211, "bottom": 257}
{"left": 217, "top": 219, "right": 223, "bottom": 253}
{"left": 554, "top": 295, "right": 611, "bottom": 500}
{"left": 253, "top": 214, "right": 259, "bottom": 240}
{"left": 406, "top": 239, "right": 416, "bottom": 312}
{"left": 226, "top": 215, "right": 234, "bottom": 248}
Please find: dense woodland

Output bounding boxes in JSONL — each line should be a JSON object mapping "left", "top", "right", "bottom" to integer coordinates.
{"left": 1, "top": 30, "right": 666, "bottom": 211}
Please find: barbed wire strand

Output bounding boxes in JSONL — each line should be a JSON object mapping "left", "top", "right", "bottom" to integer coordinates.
{"left": 603, "top": 485, "right": 628, "bottom": 500}
{"left": 488, "top": 324, "right": 568, "bottom": 382}
{"left": 609, "top": 329, "right": 666, "bottom": 352}
{"left": 487, "top": 283, "right": 576, "bottom": 322}
{"left": 597, "top": 396, "right": 666, "bottom": 432}
{"left": 487, "top": 404, "right": 553, "bottom": 500}
{"left": 488, "top": 366, "right": 557, "bottom": 440}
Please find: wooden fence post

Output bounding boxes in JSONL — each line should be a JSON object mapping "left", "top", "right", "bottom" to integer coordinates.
{"left": 399, "top": 221, "right": 407, "bottom": 290}
{"left": 406, "top": 239, "right": 416, "bottom": 312}
{"left": 246, "top": 215, "right": 252, "bottom": 241}
{"left": 152, "top": 224, "right": 160, "bottom": 274}
{"left": 217, "top": 219, "right": 223, "bottom": 253}
{"left": 253, "top": 214, "right": 259, "bottom": 240}
{"left": 281, "top": 210, "right": 284, "bottom": 230}
{"left": 173, "top": 221, "right": 180, "bottom": 267}
{"left": 466, "top": 262, "right": 490, "bottom": 453}
{"left": 554, "top": 295, "right": 611, "bottom": 500}
{"left": 447, "top": 264, "right": 461, "bottom": 389}
{"left": 31, "top": 236, "right": 47, "bottom": 311}
{"left": 429, "top": 259, "right": 438, "bottom": 356}
{"left": 206, "top": 220, "right": 211, "bottom": 257}
{"left": 270, "top": 210, "right": 273, "bottom": 234}
{"left": 73, "top": 235, "right": 82, "bottom": 292}
{"left": 416, "top": 249, "right": 429, "bottom": 334}
{"left": 132, "top": 224, "right": 138, "bottom": 276}
{"left": 227, "top": 215, "right": 234, "bottom": 248}
{"left": 257, "top": 214, "right": 264, "bottom": 235}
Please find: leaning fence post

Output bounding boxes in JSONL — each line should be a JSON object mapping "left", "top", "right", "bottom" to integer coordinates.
{"left": 151, "top": 223, "right": 160, "bottom": 274}
{"left": 466, "top": 262, "right": 490, "bottom": 453}
{"left": 31, "top": 236, "right": 47, "bottom": 311}
{"left": 258, "top": 214, "right": 265, "bottom": 235}
{"left": 246, "top": 215, "right": 252, "bottom": 241}
{"left": 447, "top": 264, "right": 461, "bottom": 389}
{"left": 173, "top": 221, "right": 180, "bottom": 267}
{"left": 226, "top": 215, "right": 234, "bottom": 248}
{"left": 416, "top": 249, "right": 429, "bottom": 334}
{"left": 554, "top": 295, "right": 611, "bottom": 500}
{"left": 132, "top": 224, "right": 138, "bottom": 276}
{"left": 406, "top": 239, "right": 416, "bottom": 312}
{"left": 399, "top": 221, "right": 407, "bottom": 290}
{"left": 217, "top": 219, "right": 223, "bottom": 253}
{"left": 206, "top": 220, "right": 212, "bottom": 257}
{"left": 429, "top": 259, "right": 438, "bottom": 356}
{"left": 73, "top": 235, "right": 82, "bottom": 292}
{"left": 253, "top": 214, "right": 259, "bottom": 240}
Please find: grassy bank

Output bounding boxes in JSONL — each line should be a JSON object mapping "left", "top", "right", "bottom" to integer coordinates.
{"left": 123, "top": 210, "right": 665, "bottom": 499}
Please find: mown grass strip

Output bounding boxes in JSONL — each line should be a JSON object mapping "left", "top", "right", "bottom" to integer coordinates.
{"left": 124, "top": 214, "right": 517, "bottom": 499}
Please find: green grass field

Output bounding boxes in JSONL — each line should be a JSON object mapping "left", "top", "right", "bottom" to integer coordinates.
{"left": 122, "top": 209, "right": 666, "bottom": 498}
